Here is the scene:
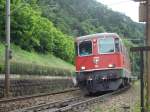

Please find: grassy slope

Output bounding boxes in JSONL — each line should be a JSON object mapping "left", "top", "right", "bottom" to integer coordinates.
{"left": 0, "top": 43, "right": 75, "bottom": 71}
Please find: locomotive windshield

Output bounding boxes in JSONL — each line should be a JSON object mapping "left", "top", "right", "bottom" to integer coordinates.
{"left": 99, "top": 38, "right": 114, "bottom": 53}
{"left": 79, "top": 41, "right": 92, "bottom": 56}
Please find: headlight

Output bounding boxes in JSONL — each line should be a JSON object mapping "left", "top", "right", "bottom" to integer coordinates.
{"left": 81, "top": 66, "right": 85, "bottom": 70}
{"left": 108, "top": 64, "right": 115, "bottom": 68}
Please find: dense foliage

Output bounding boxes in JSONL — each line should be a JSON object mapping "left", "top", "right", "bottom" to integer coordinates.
{"left": 36, "top": 0, "right": 144, "bottom": 41}
{"left": 0, "top": 0, "right": 74, "bottom": 63}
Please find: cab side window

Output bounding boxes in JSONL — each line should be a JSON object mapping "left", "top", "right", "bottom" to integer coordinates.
{"left": 115, "top": 38, "right": 120, "bottom": 52}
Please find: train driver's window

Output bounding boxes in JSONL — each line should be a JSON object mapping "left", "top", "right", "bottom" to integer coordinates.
{"left": 99, "top": 38, "right": 114, "bottom": 53}
{"left": 79, "top": 41, "right": 92, "bottom": 56}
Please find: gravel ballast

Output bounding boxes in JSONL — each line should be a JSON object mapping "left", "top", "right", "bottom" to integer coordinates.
{"left": 0, "top": 90, "right": 81, "bottom": 112}
{"left": 86, "top": 82, "right": 140, "bottom": 112}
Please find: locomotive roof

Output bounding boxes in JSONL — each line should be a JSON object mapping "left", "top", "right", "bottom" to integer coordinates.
{"left": 76, "top": 33, "right": 120, "bottom": 41}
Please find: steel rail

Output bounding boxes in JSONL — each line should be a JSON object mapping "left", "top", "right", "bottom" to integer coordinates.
{"left": 57, "top": 85, "right": 130, "bottom": 112}
{"left": 13, "top": 96, "right": 84, "bottom": 112}
{"left": 0, "top": 88, "right": 79, "bottom": 103}
{"left": 13, "top": 85, "right": 130, "bottom": 112}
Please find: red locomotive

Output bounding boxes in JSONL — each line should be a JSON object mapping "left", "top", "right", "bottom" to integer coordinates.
{"left": 75, "top": 33, "right": 131, "bottom": 94}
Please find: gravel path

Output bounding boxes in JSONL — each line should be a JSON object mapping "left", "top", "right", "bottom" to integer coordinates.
{"left": 85, "top": 82, "right": 140, "bottom": 112}
{"left": 0, "top": 90, "right": 82, "bottom": 112}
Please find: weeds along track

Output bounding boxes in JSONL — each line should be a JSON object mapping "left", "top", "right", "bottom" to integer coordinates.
{"left": 0, "top": 88, "right": 80, "bottom": 112}
{"left": 13, "top": 86, "right": 130, "bottom": 112}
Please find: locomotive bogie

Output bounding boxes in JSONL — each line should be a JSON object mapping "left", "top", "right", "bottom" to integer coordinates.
{"left": 76, "top": 69, "right": 130, "bottom": 93}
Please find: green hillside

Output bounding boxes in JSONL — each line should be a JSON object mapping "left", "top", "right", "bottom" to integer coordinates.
{"left": 0, "top": 43, "right": 74, "bottom": 70}
{"left": 37, "top": 0, "right": 144, "bottom": 42}
{"left": 0, "top": 43, "right": 75, "bottom": 75}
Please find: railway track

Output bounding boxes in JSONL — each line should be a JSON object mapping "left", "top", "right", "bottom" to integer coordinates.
{"left": 14, "top": 97, "right": 85, "bottom": 112}
{"left": 13, "top": 85, "right": 130, "bottom": 112}
{"left": 0, "top": 88, "right": 79, "bottom": 104}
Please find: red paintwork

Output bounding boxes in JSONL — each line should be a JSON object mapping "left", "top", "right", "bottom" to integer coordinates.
{"left": 75, "top": 33, "right": 130, "bottom": 73}
{"left": 76, "top": 53, "right": 123, "bottom": 72}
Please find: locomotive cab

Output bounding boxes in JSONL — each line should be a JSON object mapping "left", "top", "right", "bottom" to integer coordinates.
{"left": 75, "top": 33, "right": 131, "bottom": 94}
